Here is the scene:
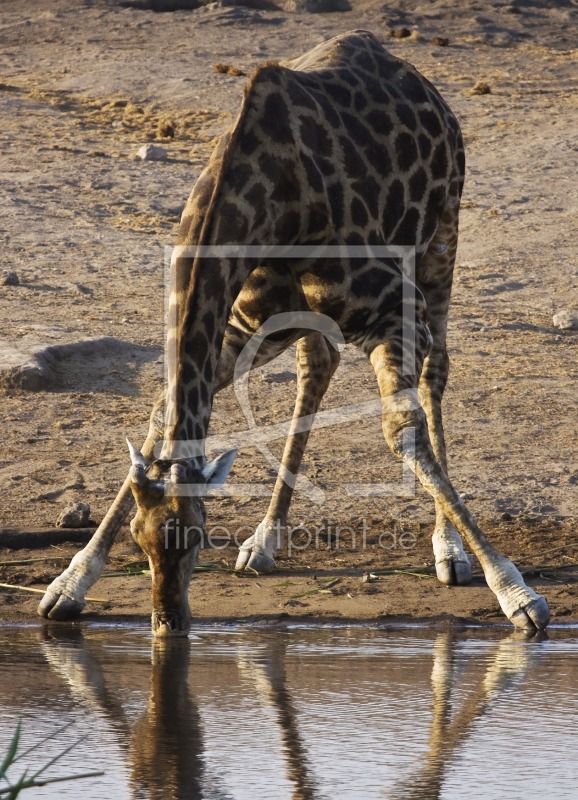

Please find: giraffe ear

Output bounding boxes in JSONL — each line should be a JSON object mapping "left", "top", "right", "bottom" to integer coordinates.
{"left": 201, "top": 449, "right": 237, "bottom": 489}
{"left": 127, "top": 438, "right": 148, "bottom": 468}
{"left": 127, "top": 438, "right": 149, "bottom": 488}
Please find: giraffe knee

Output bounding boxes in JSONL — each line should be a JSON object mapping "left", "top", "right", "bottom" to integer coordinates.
{"left": 382, "top": 408, "right": 429, "bottom": 461}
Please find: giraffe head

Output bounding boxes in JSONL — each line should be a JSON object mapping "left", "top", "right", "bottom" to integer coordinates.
{"left": 126, "top": 439, "right": 236, "bottom": 637}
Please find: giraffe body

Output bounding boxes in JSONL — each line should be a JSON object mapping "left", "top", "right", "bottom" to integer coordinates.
{"left": 38, "top": 31, "right": 549, "bottom": 636}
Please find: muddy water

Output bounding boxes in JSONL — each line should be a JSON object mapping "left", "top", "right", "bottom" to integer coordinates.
{"left": 0, "top": 625, "right": 577, "bottom": 799}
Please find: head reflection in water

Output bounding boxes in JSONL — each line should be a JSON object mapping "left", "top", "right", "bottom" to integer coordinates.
{"left": 129, "top": 640, "right": 204, "bottom": 800}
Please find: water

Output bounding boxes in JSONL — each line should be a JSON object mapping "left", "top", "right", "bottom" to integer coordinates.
{"left": 0, "top": 624, "right": 577, "bottom": 799}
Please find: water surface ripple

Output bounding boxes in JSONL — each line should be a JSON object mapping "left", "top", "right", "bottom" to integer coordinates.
{"left": 0, "top": 626, "right": 576, "bottom": 799}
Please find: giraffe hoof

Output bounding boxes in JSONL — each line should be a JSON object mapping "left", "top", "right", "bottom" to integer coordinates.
{"left": 235, "top": 543, "right": 276, "bottom": 574}
{"left": 435, "top": 558, "right": 472, "bottom": 586}
{"left": 248, "top": 552, "right": 276, "bottom": 573}
{"left": 37, "top": 592, "right": 86, "bottom": 621}
{"left": 509, "top": 596, "right": 550, "bottom": 633}
{"left": 236, "top": 551, "right": 276, "bottom": 574}
{"left": 235, "top": 528, "right": 278, "bottom": 573}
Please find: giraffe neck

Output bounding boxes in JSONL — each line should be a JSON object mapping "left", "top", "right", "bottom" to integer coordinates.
{"left": 163, "top": 251, "right": 257, "bottom": 460}
{"left": 161, "top": 80, "right": 284, "bottom": 461}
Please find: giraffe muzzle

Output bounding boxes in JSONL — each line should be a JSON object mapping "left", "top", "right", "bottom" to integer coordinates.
{"left": 152, "top": 608, "right": 190, "bottom": 637}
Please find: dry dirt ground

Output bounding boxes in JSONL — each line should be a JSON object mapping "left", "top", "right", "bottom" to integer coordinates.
{"left": 0, "top": 0, "right": 576, "bottom": 630}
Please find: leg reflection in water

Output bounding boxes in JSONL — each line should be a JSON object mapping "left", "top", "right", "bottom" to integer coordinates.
{"left": 37, "top": 626, "right": 536, "bottom": 799}
{"left": 39, "top": 627, "right": 223, "bottom": 800}
{"left": 389, "top": 631, "right": 539, "bottom": 800}
{"left": 40, "top": 627, "right": 316, "bottom": 799}
{"left": 236, "top": 634, "right": 321, "bottom": 800}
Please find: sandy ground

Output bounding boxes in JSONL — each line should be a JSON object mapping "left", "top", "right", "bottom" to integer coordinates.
{"left": 0, "top": 0, "right": 576, "bottom": 630}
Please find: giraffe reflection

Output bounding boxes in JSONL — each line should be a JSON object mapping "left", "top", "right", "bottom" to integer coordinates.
{"left": 40, "top": 628, "right": 320, "bottom": 799}
{"left": 38, "top": 628, "right": 538, "bottom": 799}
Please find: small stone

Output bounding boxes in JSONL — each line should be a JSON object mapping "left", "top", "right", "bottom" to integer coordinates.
{"left": 56, "top": 501, "right": 91, "bottom": 529}
{"left": 470, "top": 81, "right": 492, "bottom": 95}
{"left": 2, "top": 271, "right": 19, "bottom": 286}
{"left": 136, "top": 143, "right": 168, "bottom": 161}
{"left": 432, "top": 35, "right": 449, "bottom": 47}
{"left": 552, "top": 310, "right": 578, "bottom": 330}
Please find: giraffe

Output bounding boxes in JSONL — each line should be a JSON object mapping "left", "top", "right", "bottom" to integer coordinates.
{"left": 38, "top": 30, "right": 549, "bottom": 636}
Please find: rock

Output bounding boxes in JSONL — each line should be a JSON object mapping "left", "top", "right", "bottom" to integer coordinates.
{"left": 553, "top": 310, "right": 578, "bottom": 330}
{"left": 136, "top": 143, "right": 168, "bottom": 161}
{"left": 2, "top": 271, "right": 20, "bottom": 286}
{"left": 0, "top": 335, "right": 141, "bottom": 391}
{"left": 213, "top": 62, "right": 245, "bottom": 76}
{"left": 432, "top": 35, "right": 449, "bottom": 47}
{"left": 56, "top": 502, "right": 91, "bottom": 529}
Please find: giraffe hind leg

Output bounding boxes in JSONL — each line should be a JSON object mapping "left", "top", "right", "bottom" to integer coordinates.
{"left": 368, "top": 333, "right": 549, "bottom": 632}
{"left": 418, "top": 198, "right": 471, "bottom": 586}
{"left": 420, "top": 341, "right": 472, "bottom": 587}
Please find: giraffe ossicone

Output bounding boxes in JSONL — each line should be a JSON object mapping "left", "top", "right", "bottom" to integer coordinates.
{"left": 38, "top": 30, "right": 549, "bottom": 635}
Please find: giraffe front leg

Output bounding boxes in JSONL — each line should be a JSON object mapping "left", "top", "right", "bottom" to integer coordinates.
{"left": 431, "top": 518, "right": 472, "bottom": 586}
{"left": 235, "top": 333, "right": 340, "bottom": 573}
{"left": 37, "top": 476, "right": 136, "bottom": 619}
{"left": 416, "top": 444, "right": 548, "bottom": 630}
{"left": 37, "top": 393, "right": 165, "bottom": 620}
{"left": 369, "top": 341, "right": 549, "bottom": 632}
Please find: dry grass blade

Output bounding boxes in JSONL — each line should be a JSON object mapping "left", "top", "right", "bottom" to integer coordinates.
{"left": 370, "top": 566, "right": 437, "bottom": 579}
{"left": 101, "top": 562, "right": 236, "bottom": 578}
{"left": 0, "top": 582, "right": 108, "bottom": 603}
{"left": 0, "top": 557, "right": 71, "bottom": 567}
{"left": 288, "top": 576, "right": 342, "bottom": 600}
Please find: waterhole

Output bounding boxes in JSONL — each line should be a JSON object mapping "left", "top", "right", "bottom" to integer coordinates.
{"left": 0, "top": 625, "right": 577, "bottom": 799}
